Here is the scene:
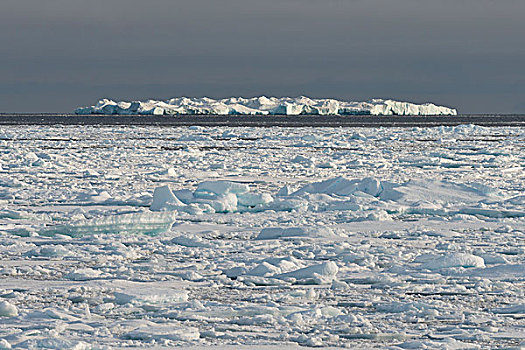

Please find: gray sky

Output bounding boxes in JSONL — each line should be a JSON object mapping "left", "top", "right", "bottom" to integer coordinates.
{"left": 1, "top": 0, "right": 524, "bottom": 113}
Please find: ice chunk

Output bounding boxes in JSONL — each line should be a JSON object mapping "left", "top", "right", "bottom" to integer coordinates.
{"left": 195, "top": 181, "right": 250, "bottom": 196}
{"left": 15, "top": 338, "right": 89, "bottom": 350}
{"left": 380, "top": 179, "right": 501, "bottom": 204}
{"left": 195, "top": 192, "right": 238, "bottom": 213}
{"left": 171, "top": 235, "right": 211, "bottom": 248}
{"left": 247, "top": 262, "right": 282, "bottom": 277}
{"left": 74, "top": 190, "right": 111, "bottom": 203}
{"left": 275, "top": 261, "right": 338, "bottom": 283}
{"left": 126, "top": 323, "right": 200, "bottom": 342}
{"left": 292, "top": 176, "right": 385, "bottom": 197}
{"left": 417, "top": 253, "right": 485, "bottom": 270}
{"left": 223, "top": 266, "right": 249, "bottom": 278}
{"left": 0, "top": 301, "right": 18, "bottom": 317}
{"left": 24, "top": 245, "right": 70, "bottom": 258}
{"left": 65, "top": 268, "right": 103, "bottom": 281}
{"left": 291, "top": 155, "right": 314, "bottom": 165}
{"left": 256, "top": 226, "right": 335, "bottom": 240}
{"left": 262, "top": 256, "right": 302, "bottom": 273}
{"left": 237, "top": 192, "right": 273, "bottom": 207}
{"left": 42, "top": 212, "right": 177, "bottom": 237}
{"left": 331, "top": 279, "right": 349, "bottom": 290}
{"left": 276, "top": 185, "right": 294, "bottom": 197}
{"left": 114, "top": 287, "right": 188, "bottom": 306}
{"left": 492, "top": 304, "right": 525, "bottom": 314}
{"left": 376, "top": 301, "right": 436, "bottom": 313}
{"left": 150, "top": 185, "right": 185, "bottom": 211}
{"left": 172, "top": 189, "right": 194, "bottom": 204}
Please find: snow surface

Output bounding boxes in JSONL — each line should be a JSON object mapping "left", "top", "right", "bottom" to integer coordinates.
{"left": 0, "top": 124, "right": 523, "bottom": 349}
{"left": 75, "top": 96, "right": 458, "bottom": 116}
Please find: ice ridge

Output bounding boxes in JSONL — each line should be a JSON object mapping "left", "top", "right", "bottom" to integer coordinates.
{"left": 75, "top": 96, "right": 457, "bottom": 116}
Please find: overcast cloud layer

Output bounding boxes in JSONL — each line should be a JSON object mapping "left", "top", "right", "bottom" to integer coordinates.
{"left": 1, "top": 0, "right": 524, "bottom": 113}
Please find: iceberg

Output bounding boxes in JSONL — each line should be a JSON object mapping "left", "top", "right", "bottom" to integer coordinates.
{"left": 75, "top": 96, "right": 457, "bottom": 116}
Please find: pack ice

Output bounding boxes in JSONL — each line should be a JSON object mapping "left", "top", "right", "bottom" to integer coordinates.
{"left": 75, "top": 96, "right": 457, "bottom": 116}
{"left": 0, "top": 124, "right": 523, "bottom": 349}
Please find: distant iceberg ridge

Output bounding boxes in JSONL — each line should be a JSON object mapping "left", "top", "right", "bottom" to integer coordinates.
{"left": 75, "top": 96, "right": 457, "bottom": 116}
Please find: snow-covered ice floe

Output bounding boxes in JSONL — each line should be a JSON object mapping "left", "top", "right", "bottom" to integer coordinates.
{"left": 0, "top": 124, "right": 523, "bottom": 349}
{"left": 75, "top": 96, "right": 457, "bottom": 116}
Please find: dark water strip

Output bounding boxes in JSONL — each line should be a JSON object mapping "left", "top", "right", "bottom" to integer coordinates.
{"left": 0, "top": 114, "right": 524, "bottom": 127}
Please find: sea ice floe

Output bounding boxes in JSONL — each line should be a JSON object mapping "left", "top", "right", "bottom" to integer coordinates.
{"left": 114, "top": 286, "right": 188, "bottom": 306}
{"left": 14, "top": 339, "right": 89, "bottom": 350}
{"left": 255, "top": 226, "right": 336, "bottom": 240}
{"left": 171, "top": 235, "right": 211, "bottom": 248}
{"left": 292, "top": 176, "right": 385, "bottom": 197}
{"left": 125, "top": 323, "right": 200, "bottom": 342}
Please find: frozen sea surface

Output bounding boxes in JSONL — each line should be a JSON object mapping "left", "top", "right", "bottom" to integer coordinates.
{"left": 0, "top": 124, "right": 523, "bottom": 349}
